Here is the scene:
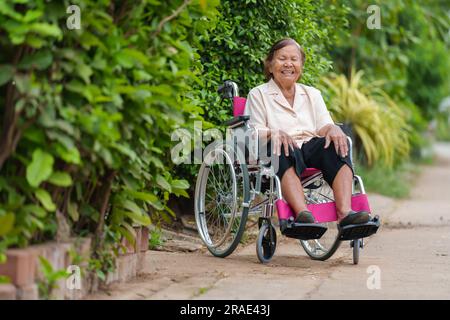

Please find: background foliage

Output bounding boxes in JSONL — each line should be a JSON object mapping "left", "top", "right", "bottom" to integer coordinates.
{"left": 0, "top": 0, "right": 449, "bottom": 286}
{"left": 330, "top": 0, "right": 450, "bottom": 156}
{"left": 0, "top": 0, "right": 217, "bottom": 273}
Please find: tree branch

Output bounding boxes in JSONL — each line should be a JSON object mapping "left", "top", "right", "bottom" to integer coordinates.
{"left": 151, "top": 0, "right": 191, "bottom": 38}
{"left": 92, "top": 169, "right": 116, "bottom": 253}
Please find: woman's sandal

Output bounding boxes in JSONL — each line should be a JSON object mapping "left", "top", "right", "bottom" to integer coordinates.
{"left": 338, "top": 210, "right": 370, "bottom": 227}
{"left": 295, "top": 210, "right": 315, "bottom": 223}
{"left": 337, "top": 211, "right": 380, "bottom": 240}
{"left": 282, "top": 210, "right": 326, "bottom": 240}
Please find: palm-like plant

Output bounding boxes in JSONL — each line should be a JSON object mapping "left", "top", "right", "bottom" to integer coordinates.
{"left": 321, "top": 70, "right": 411, "bottom": 167}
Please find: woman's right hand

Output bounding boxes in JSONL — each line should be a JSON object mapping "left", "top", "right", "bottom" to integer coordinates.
{"left": 271, "top": 129, "right": 298, "bottom": 156}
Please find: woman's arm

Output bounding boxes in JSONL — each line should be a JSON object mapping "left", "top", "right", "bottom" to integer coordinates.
{"left": 318, "top": 123, "right": 348, "bottom": 157}
{"left": 245, "top": 89, "right": 297, "bottom": 156}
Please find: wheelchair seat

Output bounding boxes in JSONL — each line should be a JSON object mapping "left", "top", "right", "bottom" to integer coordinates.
{"left": 300, "top": 167, "right": 321, "bottom": 179}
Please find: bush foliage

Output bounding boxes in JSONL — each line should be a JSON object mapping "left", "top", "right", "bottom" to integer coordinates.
{"left": 0, "top": 0, "right": 218, "bottom": 266}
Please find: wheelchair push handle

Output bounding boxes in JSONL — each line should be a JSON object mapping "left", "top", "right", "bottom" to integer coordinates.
{"left": 218, "top": 80, "right": 239, "bottom": 99}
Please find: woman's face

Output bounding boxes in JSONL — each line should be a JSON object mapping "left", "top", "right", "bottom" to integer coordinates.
{"left": 269, "top": 44, "right": 303, "bottom": 85}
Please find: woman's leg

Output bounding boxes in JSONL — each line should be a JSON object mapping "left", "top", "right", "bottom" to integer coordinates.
{"left": 281, "top": 167, "right": 309, "bottom": 214}
{"left": 331, "top": 164, "right": 353, "bottom": 222}
{"left": 302, "top": 138, "right": 357, "bottom": 222}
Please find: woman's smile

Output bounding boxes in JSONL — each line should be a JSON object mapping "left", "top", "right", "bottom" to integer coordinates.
{"left": 269, "top": 44, "right": 303, "bottom": 84}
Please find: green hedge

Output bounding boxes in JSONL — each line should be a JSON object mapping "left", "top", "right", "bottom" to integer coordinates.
{"left": 0, "top": 0, "right": 219, "bottom": 268}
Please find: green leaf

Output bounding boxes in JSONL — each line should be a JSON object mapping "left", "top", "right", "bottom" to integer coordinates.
{"left": 119, "top": 222, "right": 136, "bottom": 245}
{"left": 0, "top": 2, "right": 23, "bottom": 20}
{"left": 165, "top": 206, "right": 176, "bottom": 218}
{"left": 67, "top": 202, "right": 79, "bottom": 222}
{"left": 0, "top": 213, "right": 15, "bottom": 236}
{"left": 54, "top": 144, "right": 81, "bottom": 165}
{"left": 18, "top": 49, "right": 53, "bottom": 70}
{"left": 115, "top": 48, "right": 149, "bottom": 68}
{"left": 0, "top": 65, "right": 14, "bottom": 86}
{"left": 171, "top": 179, "right": 189, "bottom": 189}
{"left": 48, "top": 172, "right": 73, "bottom": 187}
{"left": 22, "top": 10, "right": 43, "bottom": 23}
{"left": 26, "top": 149, "right": 54, "bottom": 188}
{"left": 96, "top": 269, "right": 106, "bottom": 281}
{"left": 125, "top": 190, "right": 164, "bottom": 210}
{"left": 120, "top": 199, "right": 142, "bottom": 215}
{"left": 38, "top": 256, "right": 53, "bottom": 275}
{"left": 23, "top": 204, "right": 47, "bottom": 218}
{"left": 29, "top": 23, "right": 62, "bottom": 38}
{"left": 35, "top": 189, "right": 56, "bottom": 212}
{"left": 156, "top": 175, "right": 171, "bottom": 192}
{"left": 77, "top": 64, "right": 93, "bottom": 84}
{"left": 115, "top": 209, "right": 151, "bottom": 226}
{"left": 29, "top": 215, "right": 45, "bottom": 230}
{"left": 172, "top": 188, "right": 189, "bottom": 198}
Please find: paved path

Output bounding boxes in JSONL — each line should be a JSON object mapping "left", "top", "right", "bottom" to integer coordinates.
{"left": 87, "top": 143, "right": 450, "bottom": 300}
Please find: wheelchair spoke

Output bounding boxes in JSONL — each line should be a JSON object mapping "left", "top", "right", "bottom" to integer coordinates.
{"left": 209, "top": 166, "right": 224, "bottom": 194}
{"left": 195, "top": 142, "right": 249, "bottom": 257}
{"left": 300, "top": 175, "right": 341, "bottom": 260}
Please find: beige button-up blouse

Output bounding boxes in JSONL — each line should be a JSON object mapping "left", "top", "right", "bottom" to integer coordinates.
{"left": 244, "top": 78, "right": 334, "bottom": 148}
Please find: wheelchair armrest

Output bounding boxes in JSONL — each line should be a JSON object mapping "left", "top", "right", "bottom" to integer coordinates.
{"left": 225, "top": 115, "right": 250, "bottom": 128}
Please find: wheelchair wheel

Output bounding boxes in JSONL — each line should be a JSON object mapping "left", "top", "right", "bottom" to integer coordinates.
{"left": 195, "top": 142, "right": 250, "bottom": 258}
{"left": 352, "top": 239, "right": 362, "bottom": 265}
{"left": 300, "top": 178, "right": 341, "bottom": 261}
{"left": 256, "top": 222, "right": 277, "bottom": 263}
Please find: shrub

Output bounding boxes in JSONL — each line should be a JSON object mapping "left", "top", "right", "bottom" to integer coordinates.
{"left": 320, "top": 70, "right": 411, "bottom": 167}
{"left": 0, "top": 0, "right": 219, "bottom": 273}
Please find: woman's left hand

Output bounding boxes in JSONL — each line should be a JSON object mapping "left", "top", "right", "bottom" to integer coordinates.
{"left": 324, "top": 125, "right": 348, "bottom": 157}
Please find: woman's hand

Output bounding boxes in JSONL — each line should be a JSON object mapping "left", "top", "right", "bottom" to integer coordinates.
{"left": 323, "top": 124, "right": 348, "bottom": 157}
{"left": 271, "top": 129, "right": 298, "bottom": 156}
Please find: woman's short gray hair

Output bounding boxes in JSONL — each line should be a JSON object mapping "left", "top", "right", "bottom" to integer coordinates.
{"left": 264, "top": 38, "right": 306, "bottom": 81}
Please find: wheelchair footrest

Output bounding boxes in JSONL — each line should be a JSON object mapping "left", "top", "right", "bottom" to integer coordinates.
{"left": 338, "top": 216, "right": 381, "bottom": 241}
{"left": 281, "top": 222, "right": 327, "bottom": 240}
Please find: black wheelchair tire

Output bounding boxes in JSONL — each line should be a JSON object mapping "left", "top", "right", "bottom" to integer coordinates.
{"left": 256, "top": 222, "right": 277, "bottom": 264}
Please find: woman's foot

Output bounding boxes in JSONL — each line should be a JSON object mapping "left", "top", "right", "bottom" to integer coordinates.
{"left": 338, "top": 210, "right": 370, "bottom": 227}
{"left": 295, "top": 210, "right": 315, "bottom": 223}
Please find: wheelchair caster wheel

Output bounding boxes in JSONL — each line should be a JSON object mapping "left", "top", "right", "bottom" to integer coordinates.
{"left": 352, "top": 239, "right": 362, "bottom": 265}
{"left": 350, "top": 239, "right": 363, "bottom": 248}
{"left": 256, "top": 222, "right": 277, "bottom": 263}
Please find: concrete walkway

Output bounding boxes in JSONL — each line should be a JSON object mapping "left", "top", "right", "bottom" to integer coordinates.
{"left": 87, "top": 143, "right": 450, "bottom": 300}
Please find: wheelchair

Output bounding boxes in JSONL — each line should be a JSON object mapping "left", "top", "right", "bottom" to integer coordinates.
{"left": 194, "top": 80, "right": 380, "bottom": 265}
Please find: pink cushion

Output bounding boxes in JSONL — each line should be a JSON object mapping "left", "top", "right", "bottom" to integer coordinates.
{"left": 300, "top": 168, "right": 321, "bottom": 178}
{"left": 233, "top": 97, "right": 247, "bottom": 117}
{"left": 275, "top": 193, "right": 371, "bottom": 223}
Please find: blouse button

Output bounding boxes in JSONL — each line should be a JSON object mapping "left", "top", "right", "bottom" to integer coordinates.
{"left": 292, "top": 113, "right": 297, "bottom": 118}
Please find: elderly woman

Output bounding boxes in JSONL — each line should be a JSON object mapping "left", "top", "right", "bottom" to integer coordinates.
{"left": 245, "top": 38, "right": 370, "bottom": 227}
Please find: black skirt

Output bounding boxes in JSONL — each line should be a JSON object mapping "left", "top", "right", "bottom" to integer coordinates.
{"left": 266, "top": 137, "right": 354, "bottom": 186}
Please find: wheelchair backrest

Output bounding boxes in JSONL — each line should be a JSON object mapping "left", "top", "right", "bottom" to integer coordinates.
{"left": 218, "top": 80, "right": 247, "bottom": 117}
{"left": 233, "top": 97, "right": 247, "bottom": 117}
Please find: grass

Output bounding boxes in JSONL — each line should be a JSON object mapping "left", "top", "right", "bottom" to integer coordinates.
{"left": 148, "top": 228, "right": 165, "bottom": 250}
{"left": 356, "top": 160, "right": 424, "bottom": 199}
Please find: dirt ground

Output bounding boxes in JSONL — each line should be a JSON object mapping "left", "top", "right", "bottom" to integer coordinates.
{"left": 86, "top": 143, "right": 450, "bottom": 300}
